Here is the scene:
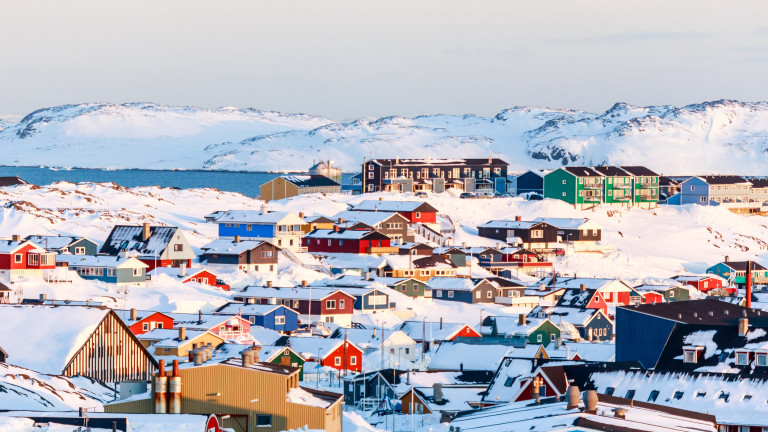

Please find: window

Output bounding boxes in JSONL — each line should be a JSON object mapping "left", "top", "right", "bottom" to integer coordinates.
{"left": 673, "top": 391, "right": 684, "bottom": 400}
{"left": 107, "top": 268, "right": 116, "bottom": 277}
{"left": 142, "top": 322, "right": 149, "bottom": 331}
{"left": 562, "top": 180, "right": 566, "bottom": 184}
{"left": 275, "top": 316, "right": 286, "bottom": 325}
{"left": 225, "top": 223, "right": 232, "bottom": 228}
{"left": 696, "top": 391, "right": 706, "bottom": 398}
{"left": 249, "top": 316, "right": 256, "bottom": 324}
{"left": 719, "top": 391, "right": 730, "bottom": 402}
{"left": 475, "top": 291, "right": 481, "bottom": 299}
{"left": 504, "top": 377, "right": 515, "bottom": 387}
{"left": 368, "top": 172, "right": 374, "bottom": 179}
{"left": 326, "top": 300, "right": 336, "bottom": 309}
{"left": 537, "top": 334, "right": 543, "bottom": 343}
{"left": 350, "top": 356, "right": 357, "bottom": 365}
{"left": 625, "top": 390, "right": 636, "bottom": 400}
{"left": 700, "top": 196, "right": 707, "bottom": 203}
{"left": 334, "top": 357, "right": 341, "bottom": 366}
{"left": 293, "top": 300, "right": 299, "bottom": 308}
{"left": 550, "top": 334, "right": 556, "bottom": 342}
{"left": 234, "top": 224, "right": 240, "bottom": 228}
{"left": 690, "top": 185, "right": 695, "bottom": 191}
{"left": 737, "top": 351, "right": 749, "bottom": 365}
{"left": 487, "top": 291, "right": 493, "bottom": 298}
{"left": 683, "top": 349, "right": 697, "bottom": 363}
{"left": 669, "top": 291, "right": 675, "bottom": 298}
{"left": 174, "top": 244, "right": 183, "bottom": 251}
{"left": 604, "top": 387, "right": 615, "bottom": 396}
{"left": 562, "top": 192, "right": 566, "bottom": 197}
{"left": 447, "top": 291, "right": 454, "bottom": 298}
{"left": 647, "top": 390, "right": 659, "bottom": 402}
{"left": 74, "top": 247, "right": 85, "bottom": 255}
{"left": 339, "top": 300, "right": 345, "bottom": 309}
{"left": 133, "top": 268, "right": 140, "bottom": 276}
{"left": 531, "top": 230, "right": 543, "bottom": 238}
{"left": 415, "top": 212, "right": 421, "bottom": 218}
{"left": 246, "top": 224, "right": 252, "bottom": 231}
{"left": 28, "top": 254, "right": 38, "bottom": 266}
{"left": 256, "top": 415, "right": 272, "bottom": 427}
{"left": 757, "top": 353, "right": 768, "bottom": 366}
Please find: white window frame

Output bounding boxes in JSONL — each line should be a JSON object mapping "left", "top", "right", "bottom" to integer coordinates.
{"left": 447, "top": 290, "right": 454, "bottom": 298}
{"left": 736, "top": 351, "right": 749, "bottom": 366}
{"left": 275, "top": 316, "right": 286, "bottom": 325}
{"left": 74, "top": 246, "right": 86, "bottom": 255}
{"left": 326, "top": 300, "right": 336, "bottom": 309}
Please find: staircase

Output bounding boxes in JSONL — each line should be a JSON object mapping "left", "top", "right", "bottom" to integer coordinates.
{"left": 280, "top": 249, "right": 333, "bottom": 276}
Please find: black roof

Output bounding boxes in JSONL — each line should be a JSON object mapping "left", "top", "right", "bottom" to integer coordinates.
{"left": 563, "top": 166, "right": 602, "bottom": 177}
{"left": 308, "top": 216, "right": 334, "bottom": 223}
{"left": 555, "top": 288, "right": 598, "bottom": 308}
{"left": 0, "top": 176, "right": 29, "bottom": 187}
{"left": 592, "top": 166, "right": 630, "bottom": 177}
{"left": 372, "top": 158, "right": 508, "bottom": 167}
{"left": 619, "top": 166, "right": 659, "bottom": 176}
{"left": 749, "top": 178, "right": 768, "bottom": 188}
{"left": 283, "top": 175, "right": 340, "bottom": 187}
{"left": 697, "top": 175, "right": 751, "bottom": 185}
{"left": 485, "top": 276, "right": 524, "bottom": 287}
{"left": 659, "top": 176, "right": 680, "bottom": 186}
{"left": 720, "top": 260, "right": 767, "bottom": 271}
{"left": 99, "top": 225, "right": 179, "bottom": 256}
{"left": 411, "top": 255, "right": 457, "bottom": 269}
{"left": 619, "top": 299, "right": 768, "bottom": 326}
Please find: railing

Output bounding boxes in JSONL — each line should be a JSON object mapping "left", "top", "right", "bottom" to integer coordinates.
{"left": 612, "top": 184, "right": 632, "bottom": 189}
{"left": 280, "top": 250, "right": 333, "bottom": 275}
{"left": 584, "top": 195, "right": 603, "bottom": 202}
{"left": 583, "top": 184, "right": 603, "bottom": 190}
{"left": 612, "top": 195, "right": 631, "bottom": 201}
{"left": 636, "top": 183, "right": 656, "bottom": 189}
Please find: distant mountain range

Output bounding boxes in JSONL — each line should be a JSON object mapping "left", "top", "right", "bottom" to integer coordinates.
{"left": 1, "top": 100, "right": 767, "bottom": 174}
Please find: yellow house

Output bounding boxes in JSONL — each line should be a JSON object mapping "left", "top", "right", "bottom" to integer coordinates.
{"left": 139, "top": 328, "right": 224, "bottom": 358}
{"left": 105, "top": 350, "right": 343, "bottom": 432}
{"left": 260, "top": 175, "right": 340, "bottom": 202}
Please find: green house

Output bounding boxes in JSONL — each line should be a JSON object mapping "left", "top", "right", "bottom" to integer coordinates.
{"left": 706, "top": 260, "right": 768, "bottom": 288}
{"left": 621, "top": 166, "right": 660, "bottom": 208}
{"left": 543, "top": 167, "right": 605, "bottom": 209}
{"left": 261, "top": 346, "right": 305, "bottom": 380}
{"left": 594, "top": 166, "right": 634, "bottom": 206}
{"left": 378, "top": 277, "right": 428, "bottom": 298}
{"left": 486, "top": 316, "right": 561, "bottom": 347}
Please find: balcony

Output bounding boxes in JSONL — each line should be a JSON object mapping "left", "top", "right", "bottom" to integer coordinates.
{"left": 366, "top": 246, "right": 399, "bottom": 254}
{"left": 636, "top": 183, "right": 656, "bottom": 189}
{"left": 583, "top": 184, "right": 603, "bottom": 190}
{"left": 612, "top": 195, "right": 631, "bottom": 201}
{"left": 612, "top": 183, "right": 632, "bottom": 189}
{"left": 584, "top": 195, "right": 603, "bottom": 202}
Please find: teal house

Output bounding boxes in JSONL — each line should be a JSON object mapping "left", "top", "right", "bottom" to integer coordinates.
{"left": 706, "top": 259, "right": 768, "bottom": 288}
{"left": 57, "top": 254, "right": 149, "bottom": 286}
{"left": 25, "top": 235, "right": 100, "bottom": 256}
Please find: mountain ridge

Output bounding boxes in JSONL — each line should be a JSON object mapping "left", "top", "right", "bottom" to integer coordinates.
{"left": 1, "top": 100, "right": 767, "bottom": 174}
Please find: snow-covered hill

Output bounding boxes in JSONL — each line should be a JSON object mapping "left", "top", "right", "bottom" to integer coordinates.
{"left": 2, "top": 100, "right": 768, "bottom": 173}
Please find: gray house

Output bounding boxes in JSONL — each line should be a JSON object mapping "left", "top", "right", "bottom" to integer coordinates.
{"left": 25, "top": 235, "right": 100, "bottom": 256}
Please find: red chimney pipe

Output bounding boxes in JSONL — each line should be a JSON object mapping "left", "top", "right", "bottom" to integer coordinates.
{"left": 158, "top": 359, "right": 165, "bottom": 377}
{"left": 746, "top": 261, "right": 753, "bottom": 309}
{"left": 172, "top": 359, "right": 180, "bottom": 377}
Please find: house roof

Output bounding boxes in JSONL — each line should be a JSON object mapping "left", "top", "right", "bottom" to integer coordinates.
{"left": 214, "top": 210, "right": 305, "bottom": 225}
{"left": 385, "top": 254, "right": 457, "bottom": 270}
{"left": 533, "top": 217, "right": 596, "bottom": 230}
{"left": 555, "top": 288, "right": 599, "bottom": 308}
{"left": 214, "top": 302, "right": 295, "bottom": 316}
{"left": 563, "top": 166, "right": 603, "bottom": 177}
{"left": 99, "top": 225, "right": 181, "bottom": 257}
{"left": 57, "top": 254, "right": 149, "bottom": 269}
{"left": 478, "top": 220, "right": 540, "bottom": 229}
{"left": 696, "top": 175, "right": 751, "bottom": 185}
{"left": 114, "top": 309, "right": 172, "bottom": 327}
{"left": 428, "top": 342, "right": 513, "bottom": 371}
{"left": 279, "top": 337, "right": 352, "bottom": 358}
{"left": 484, "top": 316, "right": 551, "bottom": 336}
{"left": 328, "top": 328, "right": 415, "bottom": 349}
{"left": 426, "top": 277, "right": 494, "bottom": 291}
{"left": 371, "top": 158, "right": 507, "bottom": 167}
{"left": 750, "top": 178, "right": 768, "bottom": 188}
{"left": 397, "top": 321, "right": 475, "bottom": 341}
{"left": 149, "top": 266, "right": 216, "bottom": 280}
{"left": 0, "top": 305, "right": 111, "bottom": 374}
{"left": 235, "top": 286, "right": 354, "bottom": 301}
{"left": 716, "top": 261, "right": 767, "bottom": 271}
{"left": 24, "top": 235, "right": 95, "bottom": 251}
{"left": 332, "top": 210, "right": 405, "bottom": 227}
{"left": 592, "top": 166, "right": 630, "bottom": 177}
{"left": 350, "top": 200, "right": 438, "bottom": 213}
{"left": 307, "top": 215, "right": 334, "bottom": 224}
{"left": 0, "top": 240, "right": 44, "bottom": 254}
{"left": 200, "top": 238, "right": 272, "bottom": 255}
{"left": 280, "top": 175, "right": 339, "bottom": 187}
{"left": 305, "top": 228, "right": 390, "bottom": 241}
{"left": 0, "top": 177, "right": 28, "bottom": 187}
{"left": 620, "top": 166, "right": 659, "bottom": 176}
{"left": 620, "top": 299, "right": 768, "bottom": 326}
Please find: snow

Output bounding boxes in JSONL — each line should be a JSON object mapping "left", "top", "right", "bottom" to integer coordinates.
{"left": 286, "top": 387, "right": 335, "bottom": 408}
{"left": 683, "top": 330, "right": 719, "bottom": 358}
{"left": 0, "top": 306, "right": 108, "bottom": 374}
{"left": 427, "top": 342, "right": 512, "bottom": 371}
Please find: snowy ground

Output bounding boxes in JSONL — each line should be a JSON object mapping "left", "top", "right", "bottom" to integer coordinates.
{"left": 1, "top": 183, "right": 766, "bottom": 315}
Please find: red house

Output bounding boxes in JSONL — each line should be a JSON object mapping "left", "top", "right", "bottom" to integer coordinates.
{"left": 99, "top": 223, "right": 196, "bottom": 271}
{"left": 287, "top": 337, "right": 364, "bottom": 372}
{"left": 0, "top": 237, "right": 56, "bottom": 279}
{"left": 304, "top": 228, "right": 394, "bottom": 255}
{"left": 233, "top": 285, "right": 356, "bottom": 327}
{"left": 148, "top": 267, "right": 229, "bottom": 290}
{"left": 672, "top": 274, "right": 726, "bottom": 293}
{"left": 511, "top": 365, "right": 569, "bottom": 402}
{"left": 116, "top": 308, "right": 175, "bottom": 335}
{"left": 349, "top": 200, "right": 438, "bottom": 224}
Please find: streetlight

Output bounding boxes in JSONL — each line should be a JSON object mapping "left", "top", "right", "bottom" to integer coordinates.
{"left": 249, "top": 398, "right": 258, "bottom": 432}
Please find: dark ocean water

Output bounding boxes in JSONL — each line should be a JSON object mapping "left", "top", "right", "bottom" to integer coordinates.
{"left": 0, "top": 166, "right": 353, "bottom": 198}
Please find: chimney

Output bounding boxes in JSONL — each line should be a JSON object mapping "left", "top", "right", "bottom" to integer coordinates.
{"left": 725, "top": 255, "right": 730, "bottom": 262}
{"left": 193, "top": 349, "right": 204, "bottom": 365}
{"left": 462, "top": 242, "right": 467, "bottom": 249}
{"left": 267, "top": 280, "right": 273, "bottom": 288}
{"left": 580, "top": 284, "right": 586, "bottom": 292}
{"left": 198, "top": 310, "right": 203, "bottom": 324}
{"left": 338, "top": 218, "right": 344, "bottom": 224}
{"left": 234, "top": 235, "right": 241, "bottom": 243}
{"left": 433, "top": 383, "right": 444, "bottom": 403}
{"left": 440, "top": 317, "right": 443, "bottom": 330}
{"left": 299, "top": 212, "right": 305, "bottom": 219}
{"left": 566, "top": 385, "right": 580, "bottom": 410}
{"left": 260, "top": 204, "right": 267, "bottom": 213}
{"left": 365, "top": 272, "right": 372, "bottom": 281}
{"left": 178, "top": 326, "right": 186, "bottom": 341}
{"left": 739, "top": 317, "right": 749, "bottom": 337}
{"left": 518, "top": 314, "right": 526, "bottom": 325}
{"left": 251, "top": 346, "right": 262, "bottom": 363}
{"left": 179, "top": 262, "right": 187, "bottom": 277}
{"left": 169, "top": 360, "right": 181, "bottom": 414}
{"left": 515, "top": 216, "right": 521, "bottom": 222}
{"left": 241, "top": 349, "right": 253, "bottom": 367}
{"left": 333, "top": 225, "right": 339, "bottom": 232}
{"left": 584, "top": 390, "right": 598, "bottom": 413}
{"left": 302, "top": 280, "right": 308, "bottom": 287}
{"left": 11, "top": 234, "right": 19, "bottom": 242}
{"left": 142, "top": 223, "right": 151, "bottom": 241}
{"left": 488, "top": 156, "right": 492, "bottom": 164}
{"left": 538, "top": 283, "right": 546, "bottom": 292}
{"left": 130, "top": 308, "right": 137, "bottom": 321}
{"left": 746, "top": 261, "right": 753, "bottom": 309}
{"left": 39, "top": 293, "right": 47, "bottom": 302}
{"left": 396, "top": 156, "right": 400, "bottom": 164}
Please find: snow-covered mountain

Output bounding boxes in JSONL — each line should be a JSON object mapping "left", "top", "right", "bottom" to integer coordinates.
{"left": 2, "top": 100, "right": 768, "bottom": 174}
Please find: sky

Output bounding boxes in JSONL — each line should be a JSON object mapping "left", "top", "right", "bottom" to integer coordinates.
{"left": 2, "top": 0, "right": 768, "bottom": 121}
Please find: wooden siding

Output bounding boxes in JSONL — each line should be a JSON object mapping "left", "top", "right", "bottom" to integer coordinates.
{"left": 63, "top": 311, "right": 156, "bottom": 383}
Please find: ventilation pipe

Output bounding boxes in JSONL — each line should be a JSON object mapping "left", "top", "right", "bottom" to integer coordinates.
{"left": 746, "top": 261, "right": 753, "bottom": 309}
{"left": 169, "top": 360, "right": 182, "bottom": 414}
{"left": 11, "top": 234, "right": 19, "bottom": 242}
{"left": 234, "top": 235, "right": 241, "bottom": 243}
{"left": 142, "top": 223, "right": 151, "bottom": 241}
{"left": 179, "top": 262, "right": 187, "bottom": 278}
{"left": 584, "top": 390, "right": 598, "bottom": 413}
{"left": 178, "top": 326, "right": 186, "bottom": 341}
{"left": 580, "top": 284, "right": 586, "bottom": 292}
{"left": 518, "top": 314, "right": 526, "bottom": 325}
{"left": 739, "top": 318, "right": 749, "bottom": 337}
{"left": 566, "top": 385, "right": 580, "bottom": 410}
{"left": 515, "top": 216, "right": 521, "bottom": 222}
{"left": 241, "top": 348, "right": 254, "bottom": 367}
{"left": 433, "top": 383, "right": 443, "bottom": 403}
{"left": 130, "top": 308, "right": 137, "bottom": 321}
{"left": 154, "top": 360, "right": 168, "bottom": 414}
{"left": 267, "top": 280, "right": 273, "bottom": 288}
{"left": 250, "top": 345, "right": 262, "bottom": 363}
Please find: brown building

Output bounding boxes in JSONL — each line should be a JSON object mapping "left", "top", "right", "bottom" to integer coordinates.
{"left": 260, "top": 175, "right": 341, "bottom": 202}
{"left": 106, "top": 350, "right": 343, "bottom": 432}
{"left": 302, "top": 216, "right": 335, "bottom": 233}
{"left": 200, "top": 238, "right": 279, "bottom": 273}
{"left": 334, "top": 210, "right": 414, "bottom": 243}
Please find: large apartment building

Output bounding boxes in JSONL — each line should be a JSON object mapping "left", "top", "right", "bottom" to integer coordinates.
{"left": 361, "top": 157, "right": 508, "bottom": 194}
{"left": 543, "top": 166, "right": 660, "bottom": 209}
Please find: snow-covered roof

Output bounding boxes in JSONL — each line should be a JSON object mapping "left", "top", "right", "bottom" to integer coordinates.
{"left": 99, "top": 225, "right": 181, "bottom": 257}
{"left": 57, "top": 254, "right": 148, "bottom": 269}
{"left": 0, "top": 306, "right": 110, "bottom": 374}
{"left": 305, "top": 229, "right": 388, "bottom": 240}
{"left": 428, "top": 342, "right": 512, "bottom": 371}
{"left": 235, "top": 286, "right": 352, "bottom": 301}
{"left": 350, "top": 200, "right": 438, "bottom": 213}
{"left": 533, "top": 217, "right": 598, "bottom": 230}
{"left": 398, "top": 321, "right": 474, "bottom": 342}
{"left": 385, "top": 255, "right": 456, "bottom": 269}
{"left": 332, "top": 210, "right": 402, "bottom": 227}
{"left": 286, "top": 386, "right": 341, "bottom": 408}
{"left": 200, "top": 238, "right": 271, "bottom": 254}
{"left": 563, "top": 341, "right": 615, "bottom": 362}
{"left": 24, "top": 235, "right": 94, "bottom": 251}
{"left": 150, "top": 329, "right": 217, "bottom": 348}
{"left": 478, "top": 220, "right": 539, "bottom": 229}
{"left": 328, "top": 328, "right": 415, "bottom": 350}
{"left": 148, "top": 266, "right": 216, "bottom": 279}
{"left": 426, "top": 277, "right": 494, "bottom": 291}
{"left": 486, "top": 316, "right": 550, "bottom": 336}
{"left": 215, "top": 210, "right": 305, "bottom": 225}
{"left": 0, "top": 240, "right": 44, "bottom": 254}
{"left": 483, "top": 357, "right": 536, "bottom": 402}
{"left": 214, "top": 302, "right": 293, "bottom": 316}
{"left": 282, "top": 337, "right": 345, "bottom": 359}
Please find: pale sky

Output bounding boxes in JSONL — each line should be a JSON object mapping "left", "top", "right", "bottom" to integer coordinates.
{"left": 3, "top": 0, "right": 768, "bottom": 120}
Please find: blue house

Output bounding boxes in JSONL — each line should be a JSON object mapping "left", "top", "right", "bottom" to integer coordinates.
{"left": 214, "top": 209, "right": 306, "bottom": 251}
{"left": 515, "top": 170, "right": 550, "bottom": 196}
{"left": 56, "top": 254, "right": 149, "bottom": 286}
{"left": 213, "top": 303, "right": 299, "bottom": 333}
{"left": 670, "top": 175, "right": 752, "bottom": 206}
